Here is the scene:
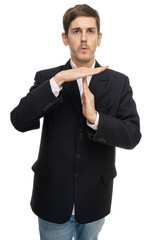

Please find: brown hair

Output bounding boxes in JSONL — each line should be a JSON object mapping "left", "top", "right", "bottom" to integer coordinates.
{"left": 63, "top": 4, "right": 100, "bottom": 36}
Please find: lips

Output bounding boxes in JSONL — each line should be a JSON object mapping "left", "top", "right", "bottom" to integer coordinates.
{"left": 80, "top": 47, "right": 88, "bottom": 51}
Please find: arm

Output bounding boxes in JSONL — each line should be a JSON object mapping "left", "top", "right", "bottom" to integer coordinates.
{"left": 10, "top": 71, "right": 63, "bottom": 132}
{"left": 10, "top": 65, "right": 108, "bottom": 133}
{"left": 87, "top": 76, "right": 141, "bottom": 149}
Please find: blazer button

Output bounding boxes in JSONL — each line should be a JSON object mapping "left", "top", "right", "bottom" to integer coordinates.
{"left": 43, "top": 106, "right": 47, "bottom": 112}
{"left": 53, "top": 91, "right": 58, "bottom": 96}
{"left": 76, "top": 153, "right": 81, "bottom": 159}
{"left": 48, "top": 102, "right": 53, "bottom": 107}
{"left": 79, "top": 133, "right": 84, "bottom": 139}
{"left": 74, "top": 173, "right": 79, "bottom": 178}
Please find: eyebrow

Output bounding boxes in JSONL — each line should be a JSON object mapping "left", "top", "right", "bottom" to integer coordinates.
{"left": 71, "top": 27, "right": 96, "bottom": 31}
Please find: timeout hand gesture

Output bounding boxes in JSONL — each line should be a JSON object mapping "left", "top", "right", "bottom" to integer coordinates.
{"left": 54, "top": 64, "right": 109, "bottom": 124}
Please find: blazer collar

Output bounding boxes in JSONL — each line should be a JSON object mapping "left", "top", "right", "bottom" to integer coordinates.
{"left": 61, "top": 59, "right": 107, "bottom": 125}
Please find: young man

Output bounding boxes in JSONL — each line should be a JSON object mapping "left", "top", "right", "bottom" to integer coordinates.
{"left": 10, "top": 4, "right": 141, "bottom": 240}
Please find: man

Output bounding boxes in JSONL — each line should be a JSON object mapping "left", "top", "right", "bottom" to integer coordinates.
{"left": 10, "top": 4, "right": 141, "bottom": 240}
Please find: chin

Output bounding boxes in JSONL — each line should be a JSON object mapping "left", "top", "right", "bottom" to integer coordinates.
{"left": 76, "top": 55, "right": 93, "bottom": 63}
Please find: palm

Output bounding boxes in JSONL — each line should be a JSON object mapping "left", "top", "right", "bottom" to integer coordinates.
{"left": 58, "top": 66, "right": 108, "bottom": 82}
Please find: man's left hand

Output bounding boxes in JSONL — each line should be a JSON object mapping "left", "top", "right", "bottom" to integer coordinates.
{"left": 82, "top": 77, "right": 97, "bottom": 124}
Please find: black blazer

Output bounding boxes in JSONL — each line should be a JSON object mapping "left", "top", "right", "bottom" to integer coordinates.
{"left": 10, "top": 59, "right": 141, "bottom": 224}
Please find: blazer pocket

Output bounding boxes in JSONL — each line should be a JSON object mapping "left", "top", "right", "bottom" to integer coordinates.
{"left": 31, "top": 160, "right": 50, "bottom": 180}
{"left": 101, "top": 167, "right": 117, "bottom": 184}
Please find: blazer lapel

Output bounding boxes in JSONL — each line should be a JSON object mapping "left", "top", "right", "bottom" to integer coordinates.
{"left": 61, "top": 59, "right": 108, "bottom": 126}
{"left": 89, "top": 61, "right": 108, "bottom": 106}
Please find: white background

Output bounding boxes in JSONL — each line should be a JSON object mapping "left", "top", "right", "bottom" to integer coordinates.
{"left": 1, "top": 0, "right": 160, "bottom": 239}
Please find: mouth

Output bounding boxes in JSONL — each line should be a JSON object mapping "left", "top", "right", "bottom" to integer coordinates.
{"left": 80, "top": 47, "right": 88, "bottom": 52}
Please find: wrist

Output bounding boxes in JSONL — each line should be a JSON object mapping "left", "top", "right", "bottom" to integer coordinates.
{"left": 87, "top": 112, "right": 97, "bottom": 124}
{"left": 54, "top": 73, "right": 64, "bottom": 87}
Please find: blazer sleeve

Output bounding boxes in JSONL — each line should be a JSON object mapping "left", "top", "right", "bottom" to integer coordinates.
{"left": 87, "top": 76, "right": 141, "bottom": 149}
{"left": 10, "top": 71, "right": 63, "bottom": 132}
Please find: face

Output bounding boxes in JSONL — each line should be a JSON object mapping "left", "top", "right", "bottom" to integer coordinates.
{"left": 62, "top": 16, "right": 102, "bottom": 67}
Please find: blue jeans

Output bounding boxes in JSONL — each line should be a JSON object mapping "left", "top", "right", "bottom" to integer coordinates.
{"left": 38, "top": 215, "right": 105, "bottom": 240}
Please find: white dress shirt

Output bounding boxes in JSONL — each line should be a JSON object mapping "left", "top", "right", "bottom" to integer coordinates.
{"left": 49, "top": 59, "right": 99, "bottom": 214}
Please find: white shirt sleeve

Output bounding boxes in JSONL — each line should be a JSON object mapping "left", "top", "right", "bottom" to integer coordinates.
{"left": 50, "top": 77, "right": 63, "bottom": 97}
{"left": 86, "top": 112, "right": 99, "bottom": 130}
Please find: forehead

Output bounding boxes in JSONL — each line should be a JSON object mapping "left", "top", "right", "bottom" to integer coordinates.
{"left": 69, "top": 16, "right": 97, "bottom": 29}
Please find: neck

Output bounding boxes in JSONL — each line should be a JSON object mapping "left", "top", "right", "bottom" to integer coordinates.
{"left": 71, "top": 56, "right": 95, "bottom": 68}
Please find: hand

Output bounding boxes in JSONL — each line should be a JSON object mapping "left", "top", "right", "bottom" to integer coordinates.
{"left": 82, "top": 77, "right": 97, "bottom": 124}
{"left": 54, "top": 65, "right": 109, "bottom": 87}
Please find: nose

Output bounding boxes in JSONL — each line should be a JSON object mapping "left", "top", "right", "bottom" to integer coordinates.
{"left": 81, "top": 30, "right": 87, "bottom": 43}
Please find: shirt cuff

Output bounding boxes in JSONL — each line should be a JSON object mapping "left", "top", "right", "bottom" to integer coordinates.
{"left": 50, "top": 77, "right": 63, "bottom": 97}
{"left": 86, "top": 112, "right": 99, "bottom": 130}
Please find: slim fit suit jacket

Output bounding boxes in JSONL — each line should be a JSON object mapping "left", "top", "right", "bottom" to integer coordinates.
{"left": 10, "top": 59, "right": 141, "bottom": 224}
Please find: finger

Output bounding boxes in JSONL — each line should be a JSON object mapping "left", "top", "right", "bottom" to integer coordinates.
{"left": 82, "top": 77, "right": 88, "bottom": 90}
{"left": 82, "top": 92, "right": 87, "bottom": 108}
{"left": 66, "top": 65, "right": 109, "bottom": 82}
{"left": 82, "top": 77, "right": 87, "bottom": 83}
{"left": 83, "top": 78, "right": 92, "bottom": 101}
{"left": 89, "top": 65, "right": 109, "bottom": 75}
{"left": 82, "top": 92, "right": 85, "bottom": 102}
{"left": 80, "top": 65, "right": 109, "bottom": 79}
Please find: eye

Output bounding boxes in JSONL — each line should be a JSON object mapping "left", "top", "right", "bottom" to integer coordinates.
{"left": 73, "top": 30, "right": 80, "bottom": 34}
{"left": 88, "top": 29, "right": 95, "bottom": 34}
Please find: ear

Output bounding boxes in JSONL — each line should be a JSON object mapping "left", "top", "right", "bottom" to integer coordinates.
{"left": 97, "top": 33, "right": 102, "bottom": 47}
{"left": 62, "top": 32, "right": 68, "bottom": 46}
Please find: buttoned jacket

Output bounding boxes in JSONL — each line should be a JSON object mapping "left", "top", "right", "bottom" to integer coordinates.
{"left": 10, "top": 60, "right": 141, "bottom": 224}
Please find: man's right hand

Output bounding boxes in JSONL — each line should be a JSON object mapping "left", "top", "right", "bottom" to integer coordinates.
{"left": 54, "top": 65, "right": 109, "bottom": 87}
